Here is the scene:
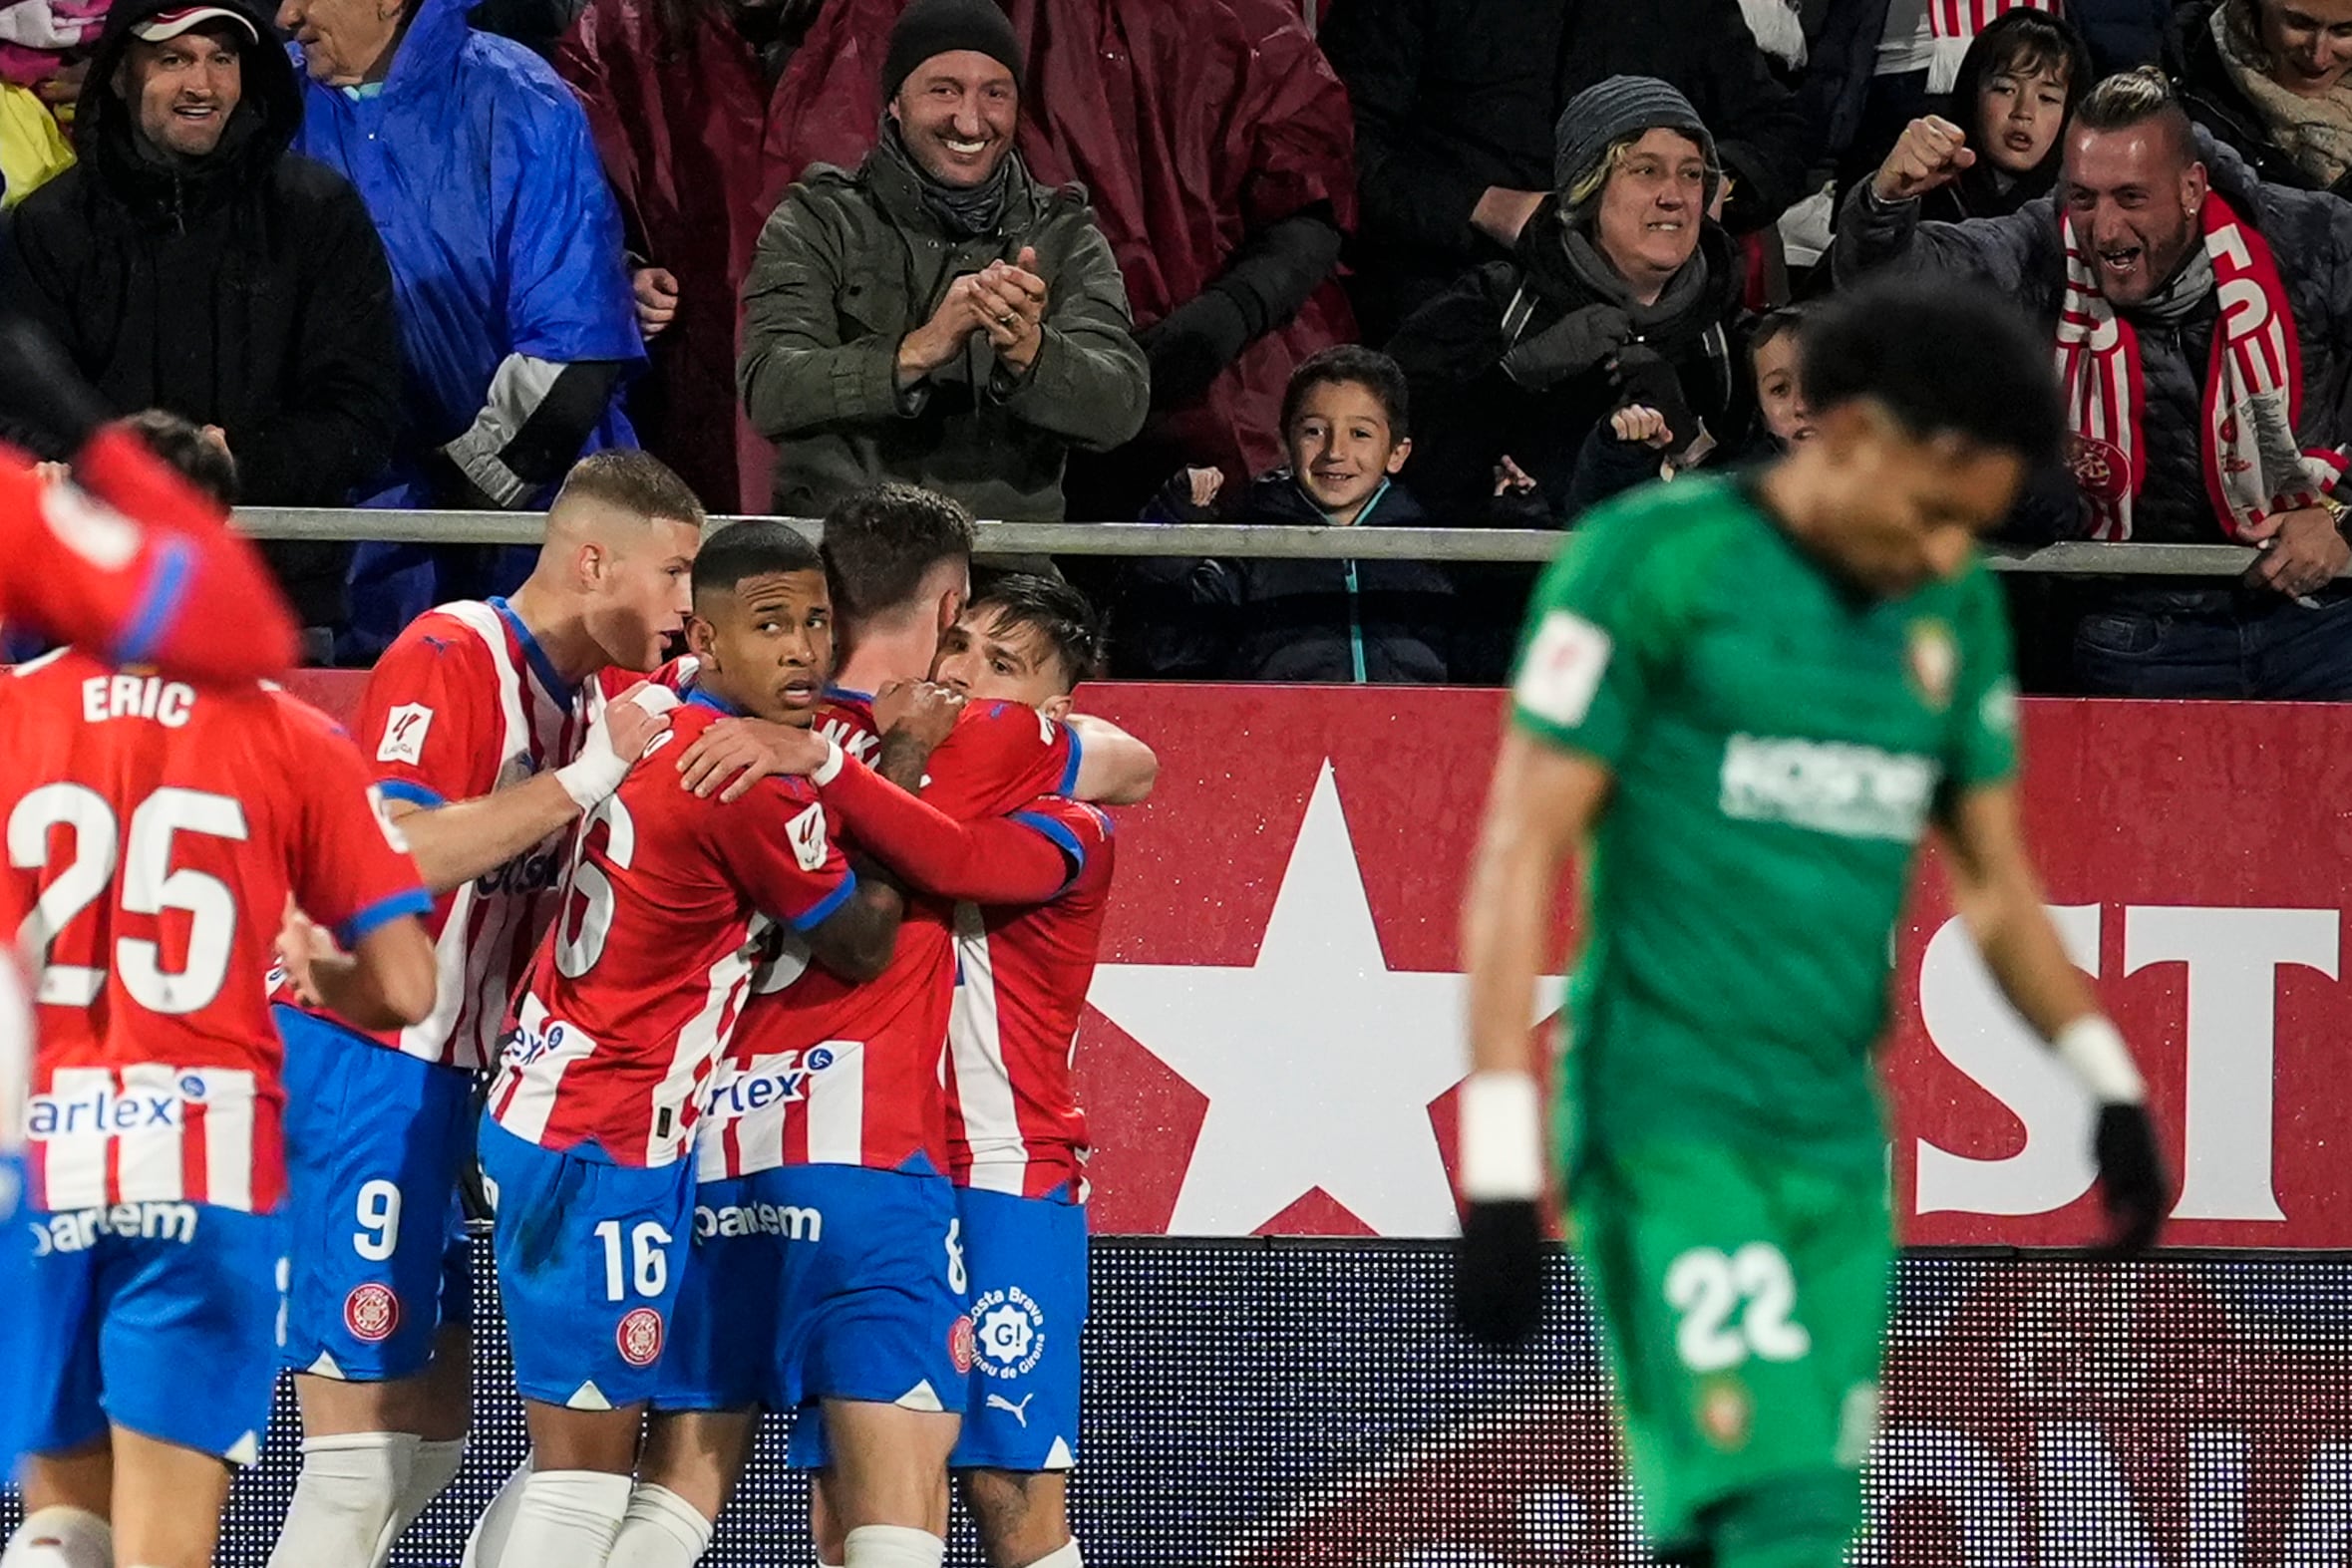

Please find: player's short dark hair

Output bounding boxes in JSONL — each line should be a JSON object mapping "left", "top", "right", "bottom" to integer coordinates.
{"left": 1280, "top": 344, "right": 1410, "bottom": 442}
{"left": 1800, "top": 278, "right": 2064, "bottom": 468}
{"left": 553, "top": 449, "right": 706, "bottom": 528}
{"left": 2070, "top": 66, "right": 2194, "bottom": 163}
{"left": 692, "top": 518, "right": 823, "bottom": 599}
{"left": 820, "top": 482, "right": 976, "bottom": 626}
{"left": 967, "top": 572, "right": 1105, "bottom": 691}
{"left": 115, "top": 409, "right": 236, "bottom": 507}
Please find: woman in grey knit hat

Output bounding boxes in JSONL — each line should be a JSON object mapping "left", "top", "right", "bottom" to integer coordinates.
{"left": 1386, "top": 76, "right": 1756, "bottom": 572}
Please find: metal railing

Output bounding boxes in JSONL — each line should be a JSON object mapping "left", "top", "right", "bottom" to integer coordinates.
{"left": 233, "top": 507, "right": 2290, "bottom": 577}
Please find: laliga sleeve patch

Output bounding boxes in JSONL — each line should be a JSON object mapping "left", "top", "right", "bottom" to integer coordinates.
{"left": 1513, "top": 611, "right": 1613, "bottom": 729}
{"left": 787, "top": 801, "right": 831, "bottom": 871}
{"left": 378, "top": 704, "right": 435, "bottom": 765}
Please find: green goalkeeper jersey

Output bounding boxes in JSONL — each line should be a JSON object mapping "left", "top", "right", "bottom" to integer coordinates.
{"left": 1511, "top": 475, "right": 2019, "bottom": 1172}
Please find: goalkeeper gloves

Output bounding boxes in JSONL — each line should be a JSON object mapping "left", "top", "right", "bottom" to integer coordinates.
{"left": 1454, "top": 1071, "right": 1546, "bottom": 1346}
{"left": 2056, "top": 1016, "right": 2169, "bottom": 1255}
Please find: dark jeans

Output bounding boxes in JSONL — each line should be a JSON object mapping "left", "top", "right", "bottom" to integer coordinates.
{"left": 2072, "top": 591, "right": 2352, "bottom": 699}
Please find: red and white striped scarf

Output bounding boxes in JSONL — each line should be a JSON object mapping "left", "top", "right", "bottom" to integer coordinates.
{"left": 2057, "top": 193, "right": 2344, "bottom": 541}
{"left": 1928, "top": 0, "right": 2061, "bottom": 93}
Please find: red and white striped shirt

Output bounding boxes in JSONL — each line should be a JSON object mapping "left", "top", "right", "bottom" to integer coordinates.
{"left": 946, "top": 798, "right": 1114, "bottom": 1200}
{"left": 277, "top": 598, "right": 606, "bottom": 1071}
{"left": 4, "top": 650, "right": 429, "bottom": 1213}
{"left": 697, "top": 692, "right": 1079, "bottom": 1181}
{"left": 489, "top": 698, "right": 855, "bottom": 1168}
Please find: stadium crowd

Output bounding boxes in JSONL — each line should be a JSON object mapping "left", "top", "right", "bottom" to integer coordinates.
{"left": 7, "top": 0, "right": 2352, "bottom": 696}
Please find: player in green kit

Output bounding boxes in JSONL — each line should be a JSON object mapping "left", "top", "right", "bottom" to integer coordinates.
{"left": 1455, "top": 278, "right": 2171, "bottom": 1568}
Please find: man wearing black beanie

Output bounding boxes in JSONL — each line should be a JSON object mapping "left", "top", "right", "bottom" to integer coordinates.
{"left": 737, "top": 0, "right": 1148, "bottom": 525}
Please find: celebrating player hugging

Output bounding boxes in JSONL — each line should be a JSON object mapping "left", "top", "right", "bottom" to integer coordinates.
{"left": 0, "top": 408, "right": 1151, "bottom": 1565}
{"left": 616, "top": 486, "right": 1151, "bottom": 1568}
{"left": 1457, "top": 278, "right": 2171, "bottom": 1568}
{"left": 268, "top": 451, "right": 704, "bottom": 1568}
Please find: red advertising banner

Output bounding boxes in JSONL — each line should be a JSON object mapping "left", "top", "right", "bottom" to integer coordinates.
{"left": 284, "top": 675, "right": 2352, "bottom": 1251}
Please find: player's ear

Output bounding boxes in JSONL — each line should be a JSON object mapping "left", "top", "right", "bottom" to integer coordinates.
{"left": 574, "top": 539, "right": 608, "bottom": 591}
{"left": 1041, "top": 692, "right": 1074, "bottom": 722}
{"left": 1385, "top": 437, "right": 1413, "bottom": 475}
{"left": 684, "top": 612, "right": 718, "bottom": 664}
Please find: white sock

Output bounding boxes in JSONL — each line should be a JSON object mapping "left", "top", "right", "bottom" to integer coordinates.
{"left": 605, "top": 1484, "right": 714, "bottom": 1568}
{"left": 1017, "top": 1542, "right": 1083, "bottom": 1568}
{"left": 268, "top": 1431, "right": 416, "bottom": 1568}
{"left": 461, "top": 1454, "right": 532, "bottom": 1568}
{"left": 843, "top": 1524, "right": 945, "bottom": 1568}
{"left": 500, "top": 1469, "right": 632, "bottom": 1567}
{"left": 1, "top": 1508, "right": 113, "bottom": 1568}
{"left": 372, "top": 1435, "right": 466, "bottom": 1564}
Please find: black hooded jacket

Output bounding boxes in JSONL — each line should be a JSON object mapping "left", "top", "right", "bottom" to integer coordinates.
{"left": 1135, "top": 470, "right": 1456, "bottom": 683}
{"left": 0, "top": 0, "right": 401, "bottom": 629}
{"left": 1384, "top": 202, "right": 1752, "bottom": 529}
{"left": 1322, "top": 0, "right": 1809, "bottom": 341}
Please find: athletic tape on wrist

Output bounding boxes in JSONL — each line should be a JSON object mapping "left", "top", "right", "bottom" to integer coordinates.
{"left": 810, "top": 732, "right": 846, "bottom": 787}
{"left": 1458, "top": 1071, "right": 1544, "bottom": 1202}
{"left": 2055, "top": 1015, "right": 2146, "bottom": 1105}
{"left": 556, "top": 686, "right": 676, "bottom": 810}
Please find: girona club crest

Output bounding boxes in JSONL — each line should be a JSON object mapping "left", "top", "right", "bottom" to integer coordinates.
{"left": 2070, "top": 435, "right": 2131, "bottom": 502}
{"left": 949, "top": 1315, "right": 979, "bottom": 1377}
{"left": 344, "top": 1283, "right": 400, "bottom": 1345}
{"left": 616, "top": 1307, "right": 665, "bottom": 1368}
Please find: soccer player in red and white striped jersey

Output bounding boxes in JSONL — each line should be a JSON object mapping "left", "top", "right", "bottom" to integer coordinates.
{"left": 846, "top": 575, "right": 1119, "bottom": 1568}
{"left": 627, "top": 489, "right": 1154, "bottom": 1568}
{"left": 267, "top": 451, "right": 702, "bottom": 1568}
{"left": 479, "top": 518, "right": 903, "bottom": 1568}
{"left": 0, "top": 648, "right": 435, "bottom": 1568}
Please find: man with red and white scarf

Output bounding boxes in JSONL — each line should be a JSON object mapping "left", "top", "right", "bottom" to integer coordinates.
{"left": 1835, "top": 66, "right": 2352, "bottom": 699}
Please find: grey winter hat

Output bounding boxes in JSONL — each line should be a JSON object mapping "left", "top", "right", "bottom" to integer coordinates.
{"left": 1552, "top": 75, "right": 1720, "bottom": 213}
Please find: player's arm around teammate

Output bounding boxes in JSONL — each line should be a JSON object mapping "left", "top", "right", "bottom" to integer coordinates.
{"left": 381, "top": 685, "right": 675, "bottom": 893}
{"left": 271, "top": 456, "right": 706, "bottom": 1568}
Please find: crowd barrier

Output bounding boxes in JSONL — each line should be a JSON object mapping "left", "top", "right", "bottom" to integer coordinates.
{"left": 10, "top": 677, "right": 2338, "bottom": 1560}
{"left": 231, "top": 506, "right": 2309, "bottom": 577}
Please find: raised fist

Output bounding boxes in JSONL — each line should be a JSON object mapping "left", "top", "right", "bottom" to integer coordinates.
{"left": 1873, "top": 115, "right": 1976, "bottom": 203}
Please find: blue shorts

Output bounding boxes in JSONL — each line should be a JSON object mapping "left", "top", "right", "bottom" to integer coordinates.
{"left": 952, "top": 1186, "right": 1087, "bottom": 1472}
{"left": 652, "top": 1173, "right": 817, "bottom": 1413}
{"left": 277, "top": 1007, "right": 475, "bottom": 1381}
{"left": 0, "top": 1155, "right": 31, "bottom": 1469}
{"left": 19, "top": 1200, "right": 286, "bottom": 1461}
{"left": 779, "top": 1165, "right": 972, "bottom": 1470}
{"left": 479, "top": 1115, "right": 695, "bottom": 1410}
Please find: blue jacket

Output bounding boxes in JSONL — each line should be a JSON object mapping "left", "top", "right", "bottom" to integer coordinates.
{"left": 290, "top": 0, "right": 641, "bottom": 507}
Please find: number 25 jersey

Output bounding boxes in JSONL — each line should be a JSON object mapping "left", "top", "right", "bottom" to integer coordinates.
{"left": 0, "top": 649, "right": 430, "bottom": 1214}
